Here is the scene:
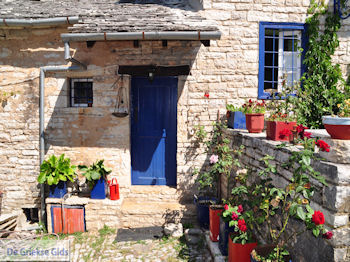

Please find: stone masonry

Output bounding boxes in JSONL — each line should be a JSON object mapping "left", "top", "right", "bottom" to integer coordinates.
{"left": 223, "top": 129, "right": 350, "bottom": 262}
{"left": 0, "top": 0, "right": 349, "bottom": 245}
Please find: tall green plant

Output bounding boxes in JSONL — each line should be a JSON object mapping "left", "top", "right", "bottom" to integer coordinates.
{"left": 297, "top": 2, "right": 350, "bottom": 128}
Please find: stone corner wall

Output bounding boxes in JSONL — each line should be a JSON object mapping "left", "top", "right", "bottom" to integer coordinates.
{"left": 222, "top": 128, "right": 350, "bottom": 262}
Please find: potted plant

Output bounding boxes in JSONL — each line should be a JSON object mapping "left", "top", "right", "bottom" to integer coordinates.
{"left": 322, "top": 98, "right": 350, "bottom": 139}
{"left": 242, "top": 99, "right": 266, "bottom": 133}
{"left": 266, "top": 90, "right": 297, "bottom": 141}
{"left": 37, "top": 154, "right": 76, "bottom": 198}
{"left": 221, "top": 204, "right": 257, "bottom": 262}
{"left": 249, "top": 137, "right": 332, "bottom": 261}
{"left": 79, "top": 160, "right": 112, "bottom": 199}
{"left": 226, "top": 104, "right": 246, "bottom": 129}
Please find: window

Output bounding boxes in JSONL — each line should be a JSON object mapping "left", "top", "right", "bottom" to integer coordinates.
{"left": 258, "top": 22, "right": 307, "bottom": 99}
{"left": 70, "top": 78, "right": 93, "bottom": 107}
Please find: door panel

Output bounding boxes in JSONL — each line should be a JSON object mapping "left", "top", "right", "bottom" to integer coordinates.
{"left": 131, "top": 77, "right": 177, "bottom": 186}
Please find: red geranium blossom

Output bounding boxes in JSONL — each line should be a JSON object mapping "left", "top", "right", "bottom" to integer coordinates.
{"left": 316, "top": 140, "right": 330, "bottom": 152}
{"left": 296, "top": 124, "right": 308, "bottom": 134}
{"left": 237, "top": 219, "right": 247, "bottom": 232}
{"left": 279, "top": 128, "right": 292, "bottom": 138}
{"left": 204, "top": 92, "right": 209, "bottom": 98}
{"left": 322, "top": 231, "right": 333, "bottom": 239}
{"left": 303, "top": 132, "right": 312, "bottom": 139}
{"left": 237, "top": 205, "right": 244, "bottom": 213}
{"left": 231, "top": 212, "right": 238, "bottom": 221}
{"left": 312, "top": 210, "right": 325, "bottom": 225}
{"left": 224, "top": 204, "right": 229, "bottom": 210}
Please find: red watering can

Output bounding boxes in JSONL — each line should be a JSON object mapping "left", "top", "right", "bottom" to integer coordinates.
{"left": 107, "top": 178, "right": 120, "bottom": 200}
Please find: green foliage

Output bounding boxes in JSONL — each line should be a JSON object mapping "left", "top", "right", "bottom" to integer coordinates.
{"left": 37, "top": 154, "right": 76, "bottom": 185}
{"left": 79, "top": 160, "right": 112, "bottom": 187}
{"left": 226, "top": 104, "right": 241, "bottom": 112}
{"left": 297, "top": 3, "right": 350, "bottom": 128}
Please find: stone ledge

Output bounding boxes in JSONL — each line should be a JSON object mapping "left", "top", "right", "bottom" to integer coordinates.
{"left": 46, "top": 196, "right": 123, "bottom": 206}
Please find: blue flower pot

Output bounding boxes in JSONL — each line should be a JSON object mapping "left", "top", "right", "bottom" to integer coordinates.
{"left": 91, "top": 178, "right": 106, "bottom": 199}
{"left": 49, "top": 181, "right": 67, "bottom": 198}
{"left": 227, "top": 111, "right": 246, "bottom": 129}
{"left": 194, "top": 196, "right": 217, "bottom": 229}
{"left": 219, "top": 217, "right": 235, "bottom": 256}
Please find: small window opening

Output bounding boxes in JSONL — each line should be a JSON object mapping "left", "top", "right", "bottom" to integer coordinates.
{"left": 22, "top": 208, "right": 39, "bottom": 223}
{"left": 70, "top": 78, "right": 93, "bottom": 107}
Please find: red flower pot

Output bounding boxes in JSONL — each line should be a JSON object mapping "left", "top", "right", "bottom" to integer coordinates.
{"left": 209, "top": 206, "right": 224, "bottom": 242}
{"left": 245, "top": 113, "right": 265, "bottom": 133}
{"left": 228, "top": 235, "right": 257, "bottom": 262}
{"left": 266, "top": 121, "right": 297, "bottom": 141}
{"left": 323, "top": 116, "right": 350, "bottom": 140}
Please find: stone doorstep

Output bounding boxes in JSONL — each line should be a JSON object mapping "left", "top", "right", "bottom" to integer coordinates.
{"left": 204, "top": 231, "right": 226, "bottom": 262}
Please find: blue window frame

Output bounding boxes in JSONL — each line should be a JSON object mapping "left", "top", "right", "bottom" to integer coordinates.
{"left": 258, "top": 22, "right": 307, "bottom": 99}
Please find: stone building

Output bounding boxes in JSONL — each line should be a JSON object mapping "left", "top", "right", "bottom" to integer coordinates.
{"left": 0, "top": 0, "right": 349, "bottom": 261}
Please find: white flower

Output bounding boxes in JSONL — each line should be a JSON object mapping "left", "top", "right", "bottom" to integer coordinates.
{"left": 210, "top": 154, "right": 219, "bottom": 164}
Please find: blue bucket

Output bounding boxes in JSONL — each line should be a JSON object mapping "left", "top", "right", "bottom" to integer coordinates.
{"left": 219, "top": 216, "right": 235, "bottom": 256}
{"left": 194, "top": 196, "right": 217, "bottom": 229}
{"left": 227, "top": 111, "right": 246, "bottom": 129}
{"left": 91, "top": 178, "right": 106, "bottom": 199}
{"left": 49, "top": 181, "right": 67, "bottom": 198}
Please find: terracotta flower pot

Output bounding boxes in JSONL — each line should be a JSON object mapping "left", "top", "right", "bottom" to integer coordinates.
{"left": 322, "top": 116, "right": 350, "bottom": 140}
{"left": 228, "top": 235, "right": 257, "bottom": 262}
{"left": 245, "top": 113, "right": 265, "bottom": 133}
{"left": 209, "top": 205, "right": 224, "bottom": 242}
{"left": 266, "top": 121, "right": 297, "bottom": 141}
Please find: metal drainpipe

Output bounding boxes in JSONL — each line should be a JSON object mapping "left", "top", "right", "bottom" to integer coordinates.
{"left": 60, "top": 31, "right": 222, "bottom": 42}
{"left": 64, "top": 42, "right": 87, "bottom": 70}
{"left": 39, "top": 65, "right": 81, "bottom": 223}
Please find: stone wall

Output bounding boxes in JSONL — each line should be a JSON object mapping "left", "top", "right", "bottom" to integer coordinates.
{"left": 223, "top": 129, "right": 349, "bottom": 262}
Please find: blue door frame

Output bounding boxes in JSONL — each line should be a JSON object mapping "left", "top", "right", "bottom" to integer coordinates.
{"left": 131, "top": 77, "right": 177, "bottom": 186}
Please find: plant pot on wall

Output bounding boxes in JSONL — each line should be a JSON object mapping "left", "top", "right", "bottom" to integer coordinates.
{"left": 90, "top": 178, "right": 106, "bottom": 199}
{"left": 209, "top": 205, "right": 224, "bottom": 242}
{"left": 49, "top": 181, "right": 67, "bottom": 198}
{"left": 227, "top": 111, "right": 246, "bottom": 129}
{"left": 322, "top": 116, "right": 350, "bottom": 140}
{"left": 194, "top": 196, "right": 217, "bottom": 229}
{"left": 266, "top": 121, "right": 297, "bottom": 141}
{"left": 245, "top": 113, "right": 265, "bottom": 133}
{"left": 228, "top": 234, "right": 257, "bottom": 262}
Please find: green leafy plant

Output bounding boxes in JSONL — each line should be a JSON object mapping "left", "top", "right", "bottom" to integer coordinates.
{"left": 296, "top": 1, "right": 350, "bottom": 128}
{"left": 226, "top": 104, "right": 241, "bottom": 112}
{"left": 337, "top": 98, "right": 350, "bottom": 117}
{"left": 78, "top": 160, "right": 112, "bottom": 187}
{"left": 37, "top": 154, "right": 76, "bottom": 185}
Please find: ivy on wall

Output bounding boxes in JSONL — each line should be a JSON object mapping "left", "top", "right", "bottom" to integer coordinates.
{"left": 296, "top": 1, "right": 350, "bottom": 128}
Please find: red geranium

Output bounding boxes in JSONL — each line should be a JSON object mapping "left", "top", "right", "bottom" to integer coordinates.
{"left": 231, "top": 212, "right": 238, "bottom": 221}
{"left": 224, "top": 204, "right": 229, "bottom": 210}
{"left": 316, "top": 140, "right": 330, "bottom": 152}
{"left": 303, "top": 132, "right": 312, "bottom": 139}
{"left": 296, "top": 124, "right": 308, "bottom": 134}
{"left": 322, "top": 231, "right": 333, "bottom": 239}
{"left": 312, "top": 210, "right": 325, "bottom": 225}
{"left": 237, "top": 219, "right": 247, "bottom": 232}
{"left": 204, "top": 92, "right": 209, "bottom": 98}
{"left": 279, "top": 128, "right": 292, "bottom": 138}
{"left": 237, "top": 205, "right": 244, "bottom": 213}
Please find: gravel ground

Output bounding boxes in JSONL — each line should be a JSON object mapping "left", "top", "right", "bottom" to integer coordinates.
{"left": 67, "top": 226, "right": 212, "bottom": 262}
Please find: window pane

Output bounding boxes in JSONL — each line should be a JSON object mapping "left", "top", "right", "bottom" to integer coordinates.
{"left": 72, "top": 80, "right": 93, "bottom": 106}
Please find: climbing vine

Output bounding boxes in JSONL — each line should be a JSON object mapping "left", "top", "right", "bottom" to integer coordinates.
{"left": 296, "top": 0, "right": 350, "bottom": 128}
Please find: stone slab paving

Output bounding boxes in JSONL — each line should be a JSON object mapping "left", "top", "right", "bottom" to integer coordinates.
{"left": 67, "top": 227, "right": 213, "bottom": 262}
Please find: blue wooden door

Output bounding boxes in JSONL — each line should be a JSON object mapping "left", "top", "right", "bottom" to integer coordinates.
{"left": 131, "top": 77, "right": 177, "bottom": 185}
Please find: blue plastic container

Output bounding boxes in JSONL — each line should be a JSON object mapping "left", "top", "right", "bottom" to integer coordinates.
{"left": 219, "top": 216, "right": 235, "bottom": 256}
{"left": 49, "top": 181, "right": 67, "bottom": 198}
{"left": 194, "top": 196, "right": 217, "bottom": 229}
{"left": 227, "top": 111, "right": 246, "bottom": 129}
{"left": 90, "top": 178, "right": 106, "bottom": 199}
